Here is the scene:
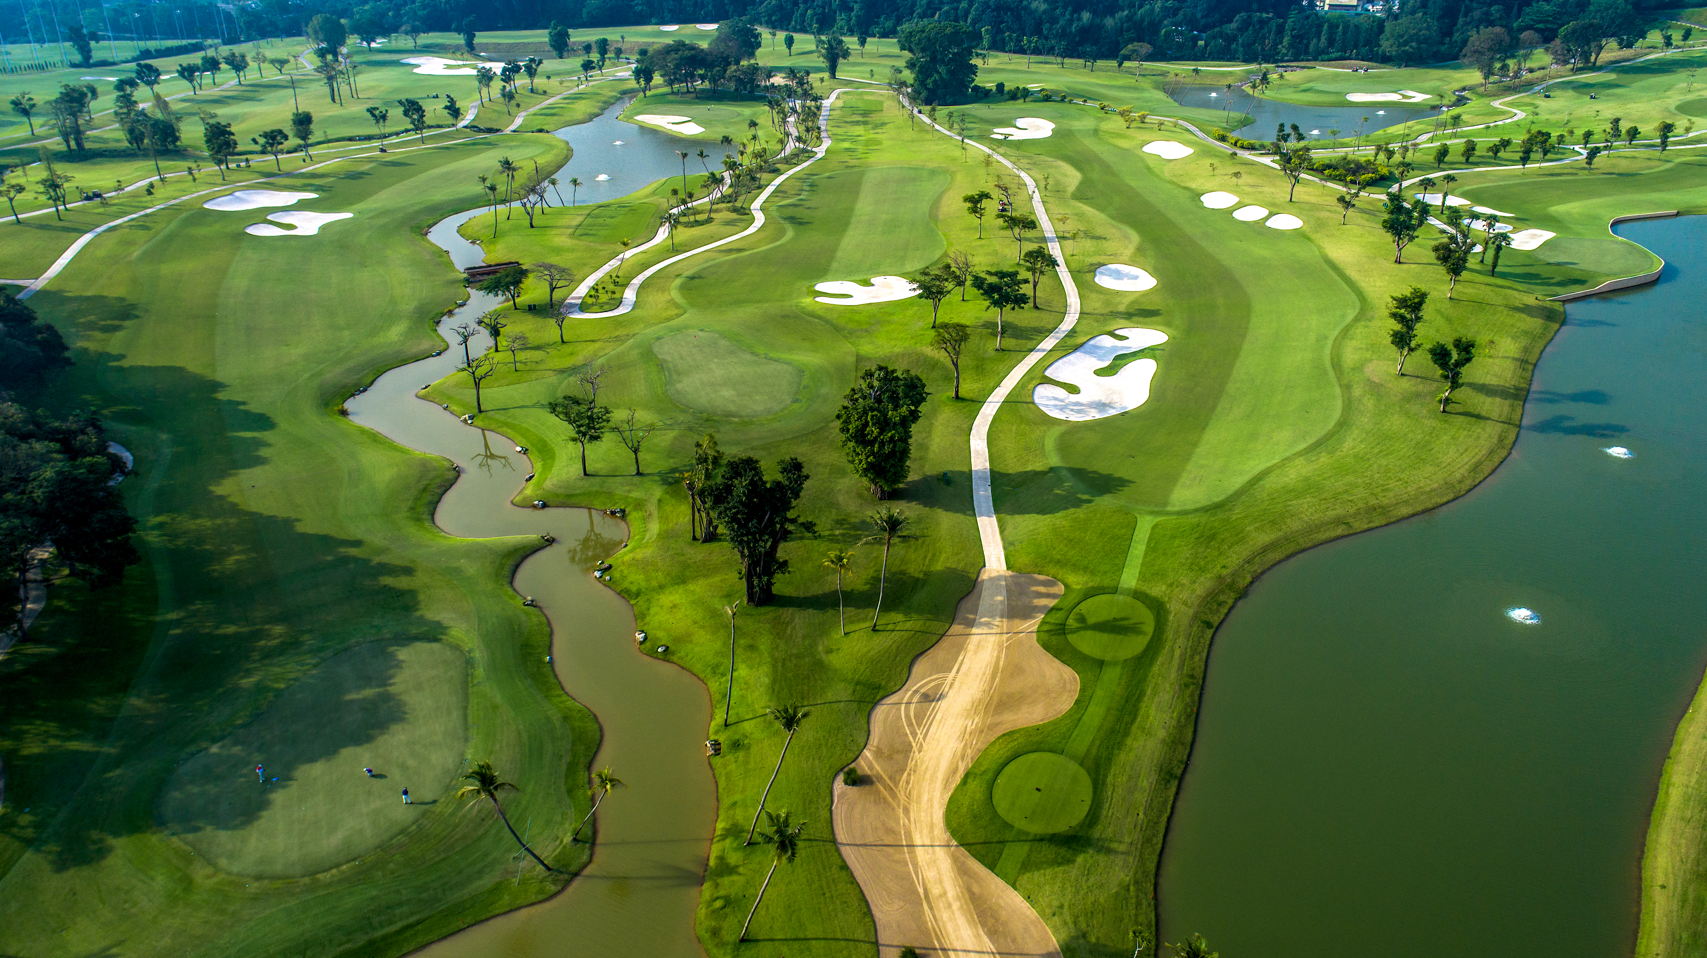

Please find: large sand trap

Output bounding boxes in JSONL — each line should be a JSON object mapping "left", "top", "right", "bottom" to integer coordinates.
{"left": 991, "top": 118, "right": 1054, "bottom": 140}
{"left": 400, "top": 55, "right": 504, "bottom": 76}
{"left": 1472, "top": 204, "right": 1516, "bottom": 217}
{"left": 1508, "top": 228, "right": 1556, "bottom": 250}
{"left": 814, "top": 275, "right": 919, "bottom": 305}
{"left": 245, "top": 211, "right": 354, "bottom": 236}
{"left": 1201, "top": 190, "right": 1240, "bottom": 209}
{"left": 1265, "top": 213, "right": 1304, "bottom": 230}
{"left": 696, "top": 23, "right": 718, "bottom": 29}
{"left": 203, "top": 189, "right": 318, "bottom": 211}
{"left": 632, "top": 114, "right": 705, "bottom": 135}
{"left": 1346, "top": 90, "right": 1431, "bottom": 103}
{"left": 1094, "top": 264, "right": 1158, "bottom": 291}
{"left": 1415, "top": 192, "right": 1472, "bottom": 207}
{"left": 1034, "top": 327, "right": 1168, "bottom": 421}
{"left": 1142, "top": 139, "right": 1194, "bottom": 159}
{"left": 1232, "top": 204, "right": 1269, "bottom": 222}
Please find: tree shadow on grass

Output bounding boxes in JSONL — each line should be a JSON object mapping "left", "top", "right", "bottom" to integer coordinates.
{"left": 0, "top": 343, "right": 462, "bottom": 874}
{"left": 904, "top": 467, "right": 1133, "bottom": 516}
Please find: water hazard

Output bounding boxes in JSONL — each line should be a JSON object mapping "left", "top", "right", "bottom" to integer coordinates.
{"left": 346, "top": 97, "right": 715, "bottom": 958}
{"left": 1167, "top": 83, "right": 1434, "bottom": 140}
{"left": 1159, "top": 216, "right": 1707, "bottom": 957}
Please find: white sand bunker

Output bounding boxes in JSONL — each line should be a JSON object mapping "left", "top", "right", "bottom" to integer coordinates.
{"left": 81, "top": 75, "right": 121, "bottom": 81}
{"left": 1472, "top": 204, "right": 1515, "bottom": 217}
{"left": 1508, "top": 228, "right": 1556, "bottom": 250}
{"left": 1415, "top": 192, "right": 1472, "bottom": 207}
{"left": 401, "top": 55, "right": 504, "bottom": 76}
{"left": 245, "top": 211, "right": 354, "bottom": 236}
{"left": 1035, "top": 328, "right": 1168, "bottom": 421}
{"left": 1025, "top": 83, "right": 1044, "bottom": 89}
{"left": 633, "top": 114, "right": 705, "bottom": 135}
{"left": 203, "top": 189, "right": 318, "bottom": 211}
{"left": 1232, "top": 205, "right": 1269, "bottom": 222}
{"left": 1265, "top": 213, "right": 1303, "bottom": 230}
{"left": 1506, "top": 607, "right": 1542, "bottom": 625}
{"left": 659, "top": 24, "right": 680, "bottom": 30}
{"left": 1604, "top": 445, "right": 1635, "bottom": 459}
{"left": 1094, "top": 264, "right": 1158, "bottom": 291}
{"left": 1142, "top": 140, "right": 1194, "bottom": 159}
{"left": 1200, "top": 191, "right": 1240, "bottom": 209}
{"left": 1346, "top": 90, "right": 1430, "bottom": 103}
{"left": 1464, "top": 218, "right": 1515, "bottom": 234}
{"left": 696, "top": 23, "right": 719, "bottom": 29}
{"left": 814, "top": 275, "right": 920, "bottom": 305}
{"left": 991, "top": 118, "right": 1054, "bottom": 140}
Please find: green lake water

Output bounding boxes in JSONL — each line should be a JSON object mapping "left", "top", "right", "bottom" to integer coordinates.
{"left": 1159, "top": 216, "right": 1707, "bottom": 957}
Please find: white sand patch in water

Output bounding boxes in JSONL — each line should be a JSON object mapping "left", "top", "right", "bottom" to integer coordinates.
{"left": 632, "top": 113, "right": 705, "bottom": 135}
{"left": 245, "top": 211, "right": 354, "bottom": 236}
{"left": 203, "top": 189, "right": 318, "bottom": 211}
{"left": 1200, "top": 191, "right": 1240, "bottom": 209}
{"left": 1142, "top": 140, "right": 1194, "bottom": 159}
{"left": 1604, "top": 445, "right": 1636, "bottom": 459}
{"left": 1232, "top": 205, "right": 1269, "bottom": 222}
{"left": 1506, "top": 607, "right": 1542, "bottom": 625}
{"left": 1508, "top": 228, "right": 1556, "bottom": 250}
{"left": 1094, "top": 264, "right": 1158, "bottom": 291}
{"left": 1414, "top": 192, "right": 1472, "bottom": 207}
{"left": 659, "top": 24, "right": 680, "bottom": 31}
{"left": 1034, "top": 328, "right": 1168, "bottom": 421}
{"left": 401, "top": 55, "right": 505, "bottom": 76}
{"left": 1472, "top": 204, "right": 1515, "bottom": 217}
{"left": 1346, "top": 90, "right": 1430, "bottom": 103}
{"left": 991, "top": 118, "right": 1054, "bottom": 140}
{"left": 814, "top": 275, "right": 920, "bottom": 305}
{"left": 594, "top": 173, "right": 611, "bottom": 181}
{"left": 1266, "top": 213, "right": 1304, "bottom": 230}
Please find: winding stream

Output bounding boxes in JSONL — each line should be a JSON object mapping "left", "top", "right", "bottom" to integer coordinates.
{"left": 345, "top": 98, "right": 712, "bottom": 958}
{"left": 1160, "top": 217, "right": 1707, "bottom": 958}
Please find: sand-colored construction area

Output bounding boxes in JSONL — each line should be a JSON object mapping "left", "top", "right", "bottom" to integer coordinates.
{"left": 834, "top": 571, "right": 1075, "bottom": 958}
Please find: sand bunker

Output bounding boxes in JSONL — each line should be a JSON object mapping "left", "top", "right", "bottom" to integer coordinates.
{"left": 1025, "top": 83, "right": 1044, "bottom": 89}
{"left": 1232, "top": 205, "right": 1269, "bottom": 222}
{"left": 1200, "top": 191, "right": 1240, "bottom": 209}
{"left": 1471, "top": 204, "right": 1515, "bottom": 217}
{"left": 80, "top": 75, "right": 121, "bottom": 81}
{"left": 1142, "top": 140, "right": 1194, "bottom": 159}
{"left": 696, "top": 23, "right": 719, "bottom": 29}
{"left": 814, "top": 275, "right": 920, "bottom": 305}
{"left": 1033, "top": 328, "right": 1168, "bottom": 421}
{"left": 245, "top": 211, "right": 354, "bottom": 236}
{"left": 659, "top": 24, "right": 680, "bottom": 30}
{"left": 1508, "top": 228, "right": 1556, "bottom": 250}
{"left": 1506, "top": 607, "right": 1542, "bottom": 625}
{"left": 401, "top": 55, "right": 505, "bottom": 76}
{"left": 991, "top": 118, "right": 1054, "bottom": 140}
{"left": 1604, "top": 445, "right": 1636, "bottom": 459}
{"left": 1415, "top": 192, "right": 1472, "bottom": 207}
{"left": 203, "top": 189, "right": 318, "bottom": 211}
{"left": 1265, "top": 213, "right": 1303, "bottom": 230}
{"left": 1346, "top": 90, "right": 1431, "bottom": 103}
{"left": 1094, "top": 264, "right": 1158, "bottom": 291}
{"left": 1464, "top": 218, "right": 1515, "bottom": 234}
{"left": 633, "top": 114, "right": 705, "bottom": 135}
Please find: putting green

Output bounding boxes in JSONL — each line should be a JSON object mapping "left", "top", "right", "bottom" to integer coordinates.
{"left": 1677, "top": 96, "right": 1707, "bottom": 119}
{"left": 652, "top": 329, "right": 803, "bottom": 418}
{"left": 1065, "top": 593, "right": 1156, "bottom": 661}
{"left": 159, "top": 641, "right": 469, "bottom": 878}
{"left": 992, "top": 752, "right": 1094, "bottom": 834}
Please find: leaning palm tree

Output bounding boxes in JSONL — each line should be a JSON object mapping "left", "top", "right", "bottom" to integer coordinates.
{"left": 456, "top": 760, "right": 554, "bottom": 872}
{"left": 570, "top": 766, "right": 623, "bottom": 842}
{"left": 865, "top": 508, "right": 908, "bottom": 630}
{"left": 1168, "top": 933, "right": 1218, "bottom": 958}
{"left": 744, "top": 705, "right": 809, "bottom": 844}
{"left": 738, "top": 810, "right": 806, "bottom": 942}
{"left": 723, "top": 602, "right": 739, "bottom": 728}
{"left": 823, "top": 549, "right": 853, "bottom": 635}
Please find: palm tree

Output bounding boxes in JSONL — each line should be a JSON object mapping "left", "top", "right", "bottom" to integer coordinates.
{"left": 456, "top": 760, "right": 555, "bottom": 872}
{"left": 823, "top": 549, "right": 853, "bottom": 635}
{"left": 864, "top": 508, "right": 908, "bottom": 630}
{"left": 568, "top": 176, "right": 582, "bottom": 206}
{"left": 738, "top": 810, "right": 805, "bottom": 941}
{"left": 723, "top": 602, "right": 738, "bottom": 728}
{"left": 1168, "top": 933, "right": 1218, "bottom": 958}
{"left": 676, "top": 149, "right": 689, "bottom": 194}
{"left": 744, "top": 705, "right": 809, "bottom": 844}
{"left": 570, "top": 767, "right": 623, "bottom": 841}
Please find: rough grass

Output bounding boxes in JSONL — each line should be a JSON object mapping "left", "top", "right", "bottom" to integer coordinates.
{"left": 1639, "top": 671, "right": 1707, "bottom": 958}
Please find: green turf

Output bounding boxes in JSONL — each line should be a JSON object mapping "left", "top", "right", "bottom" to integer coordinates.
{"left": 1064, "top": 593, "right": 1155, "bottom": 661}
{"left": 991, "top": 752, "right": 1094, "bottom": 833}
{"left": 1638, "top": 666, "right": 1707, "bottom": 957}
{"left": 653, "top": 328, "right": 804, "bottom": 418}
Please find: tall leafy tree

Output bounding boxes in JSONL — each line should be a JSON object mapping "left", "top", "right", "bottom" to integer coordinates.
{"left": 290, "top": 110, "right": 315, "bottom": 158}
{"left": 1428, "top": 337, "right": 1477, "bottom": 412}
{"left": 1386, "top": 286, "right": 1429, "bottom": 374}
{"left": 547, "top": 394, "right": 611, "bottom": 476}
{"left": 0, "top": 292, "right": 70, "bottom": 392}
{"left": 932, "top": 322, "right": 972, "bottom": 399}
{"left": 397, "top": 97, "right": 428, "bottom": 142}
{"left": 1432, "top": 224, "right": 1475, "bottom": 298}
{"left": 1380, "top": 190, "right": 1424, "bottom": 263}
{"left": 701, "top": 456, "right": 811, "bottom": 605}
{"left": 476, "top": 265, "right": 527, "bottom": 308}
{"left": 835, "top": 365, "right": 929, "bottom": 499}
{"left": 819, "top": 35, "right": 851, "bottom": 77}
{"left": 912, "top": 264, "right": 955, "bottom": 327}
{"left": 744, "top": 705, "right": 809, "bottom": 844}
{"left": 971, "top": 269, "right": 1029, "bottom": 349}
{"left": 963, "top": 189, "right": 992, "bottom": 237}
{"left": 548, "top": 21, "right": 571, "bottom": 59}
{"left": 202, "top": 121, "right": 237, "bottom": 178}
{"left": 252, "top": 128, "right": 289, "bottom": 169}
{"left": 9, "top": 93, "right": 37, "bottom": 135}
{"left": 997, "top": 209, "right": 1038, "bottom": 262}
{"left": 454, "top": 761, "right": 553, "bottom": 872}
{"left": 1019, "top": 245, "right": 1057, "bottom": 307}
{"left": 897, "top": 20, "right": 980, "bottom": 103}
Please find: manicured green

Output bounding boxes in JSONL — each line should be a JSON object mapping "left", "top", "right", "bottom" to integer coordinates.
{"left": 1065, "top": 593, "right": 1155, "bottom": 661}
{"left": 991, "top": 752, "right": 1094, "bottom": 833}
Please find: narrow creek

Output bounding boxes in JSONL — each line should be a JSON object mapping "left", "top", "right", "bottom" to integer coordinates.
{"left": 344, "top": 97, "right": 712, "bottom": 958}
{"left": 1159, "top": 217, "right": 1707, "bottom": 958}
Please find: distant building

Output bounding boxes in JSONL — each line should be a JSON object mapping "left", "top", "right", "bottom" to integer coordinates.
{"left": 1318, "top": 0, "right": 1383, "bottom": 13}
